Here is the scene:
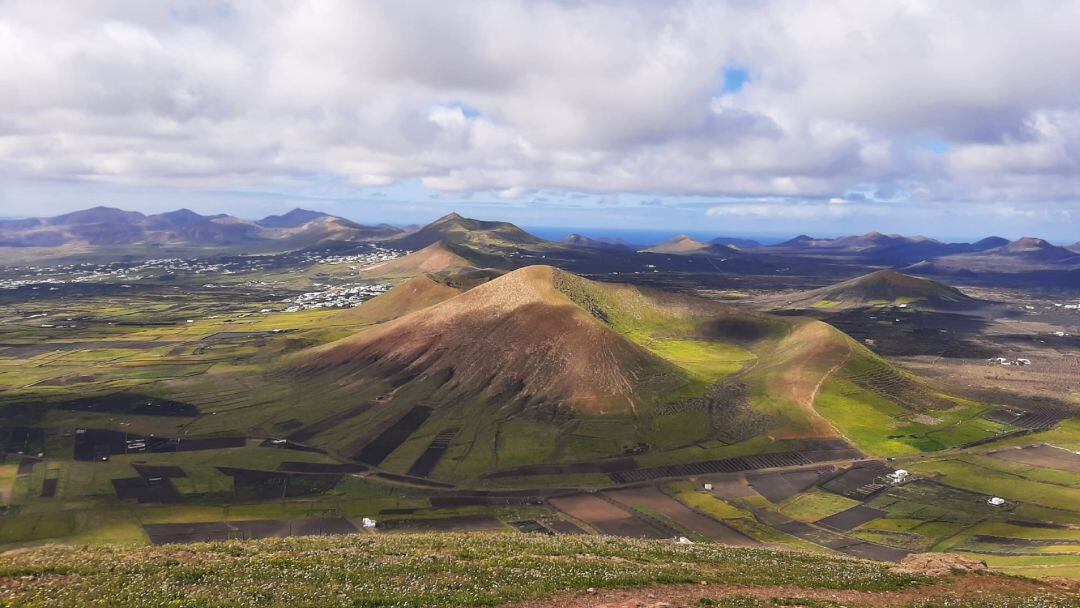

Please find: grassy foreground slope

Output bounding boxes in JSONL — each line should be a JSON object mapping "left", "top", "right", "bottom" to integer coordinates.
{"left": 1, "top": 532, "right": 1073, "bottom": 608}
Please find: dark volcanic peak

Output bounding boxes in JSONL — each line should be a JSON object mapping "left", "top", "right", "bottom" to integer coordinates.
{"left": 813, "top": 269, "right": 978, "bottom": 308}
{"left": 993, "top": 237, "right": 1080, "bottom": 261}
{"left": 776, "top": 234, "right": 815, "bottom": 247}
{"left": 256, "top": 208, "right": 330, "bottom": 228}
{"left": 710, "top": 236, "right": 762, "bottom": 249}
{"left": 50, "top": 206, "right": 145, "bottom": 226}
{"left": 389, "top": 212, "right": 546, "bottom": 250}
{"left": 145, "top": 208, "right": 209, "bottom": 229}
{"left": 561, "top": 233, "right": 630, "bottom": 250}
{"left": 971, "top": 236, "right": 1010, "bottom": 250}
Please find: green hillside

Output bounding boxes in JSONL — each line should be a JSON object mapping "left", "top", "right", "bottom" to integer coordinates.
{"left": 790, "top": 270, "right": 980, "bottom": 310}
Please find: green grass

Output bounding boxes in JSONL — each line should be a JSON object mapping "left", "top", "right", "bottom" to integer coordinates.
{"left": 906, "top": 458, "right": 1080, "bottom": 512}
{"left": 983, "top": 418, "right": 1080, "bottom": 452}
{"left": 956, "top": 553, "right": 1080, "bottom": 579}
{"left": 640, "top": 338, "right": 756, "bottom": 381}
{"left": 814, "top": 373, "right": 1009, "bottom": 456}
{"left": 0, "top": 532, "right": 930, "bottom": 607}
{"left": 777, "top": 491, "right": 860, "bottom": 523}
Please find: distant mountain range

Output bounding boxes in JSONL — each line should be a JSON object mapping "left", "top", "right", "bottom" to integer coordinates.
{"left": 765, "top": 232, "right": 1013, "bottom": 265}
{"left": 1, "top": 207, "right": 1074, "bottom": 279}
{"left": 0, "top": 206, "right": 402, "bottom": 248}
{"left": 903, "top": 237, "right": 1080, "bottom": 275}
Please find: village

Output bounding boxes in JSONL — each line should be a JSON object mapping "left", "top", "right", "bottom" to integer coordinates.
{"left": 282, "top": 282, "right": 391, "bottom": 312}
{"left": 0, "top": 245, "right": 404, "bottom": 291}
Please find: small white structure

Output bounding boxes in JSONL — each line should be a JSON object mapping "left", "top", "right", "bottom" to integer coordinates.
{"left": 703, "top": 483, "right": 713, "bottom": 491}
{"left": 988, "top": 497, "right": 1006, "bottom": 506}
{"left": 362, "top": 517, "right": 377, "bottom": 529}
{"left": 886, "top": 469, "right": 910, "bottom": 485}
{"left": 676, "top": 536, "right": 693, "bottom": 544}
{"left": 1015, "top": 358, "right": 1031, "bottom": 366}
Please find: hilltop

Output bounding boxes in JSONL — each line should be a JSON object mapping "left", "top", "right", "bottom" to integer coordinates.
{"left": 992, "top": 237, "right": 1080, "bottom": 262}
{"left": 642, "top": 235, "right": 738, "bottom": 256}
{"left": 561, "top": 233, "right": 632, "bottom": 250}
{"left": 359, "top": 241, "right": 475, "bottom": 279}
{"left": 256, "top": 207, "right": 330, "bottom": 228}
{"left": 297, "top": 265, "right": 688, "bottom": 415}
{"left": 786, "top": 270, "right": 980, "bottom": 310}
{"left": 387, "top": 212, "right": 547, "bottom": 251}
{"left": 711, "top": 236, "right": 762, "bottom": 249}
{"left": 334, "top": 273, "right": 465, "bottom": 325}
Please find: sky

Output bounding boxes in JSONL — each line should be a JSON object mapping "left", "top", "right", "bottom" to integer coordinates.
{"left": 1, "top": 1, "right": 1079, "bottom": 241}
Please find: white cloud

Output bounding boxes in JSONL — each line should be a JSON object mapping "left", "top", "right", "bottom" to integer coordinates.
{"left": 1, "top": 0, "right": 1080, "bottom": 209}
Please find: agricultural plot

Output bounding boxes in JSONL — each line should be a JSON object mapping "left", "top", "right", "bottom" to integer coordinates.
{"left": 609, "top": 441, "right": 859, "bottom": 484}
{"left": 772, "top": 519, "right": 911, "bottom": 562}
{"left": 988, "top": 444, "right": 1080, "bottom": 473}
{"left": 777, "top": 490, "right": 862, "bottom": 523}
{"left": 906, "top": 457, "right": 1080, "bottom": 512}
{"left": 816, "top": 505, "right": 888, "bottom": 531}
{"left": 603, "top": 485, "right": 757, "bottom": 545}
{"left": 376, "top": 516, "right": 505, "bottom": 532}
{"left": 548, "top": 493, "right": 671, "bottom": 539}
{"left": 747, "top": 467, "right": 836, "bottom": 503}
{"left": 143, "top": 517, "right": 358, "bottom": 544}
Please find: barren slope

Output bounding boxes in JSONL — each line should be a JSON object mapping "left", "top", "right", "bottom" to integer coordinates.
{"left": 361, "top": 241, "right": 473, "bottom": 279}
{"left": 297, "top": 266, "right": 688, "bottom": 414}
{"left": 335, "top": 274, "right": 463, "bottom": 325}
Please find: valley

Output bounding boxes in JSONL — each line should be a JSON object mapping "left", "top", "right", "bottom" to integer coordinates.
{"left": 0, "top": 208, "right": 1077, "bottom": 588}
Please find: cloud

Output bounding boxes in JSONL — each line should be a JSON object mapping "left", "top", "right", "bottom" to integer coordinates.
{"left": 1, "top": 0, "right": 1079, "bottom": 210}
{"left": 706, "top": 201, "right": 865, "bottom": 220}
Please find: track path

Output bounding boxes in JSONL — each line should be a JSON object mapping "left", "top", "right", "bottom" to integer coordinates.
{"left": 802, "top": 339, "right": 854, "bottom": 439}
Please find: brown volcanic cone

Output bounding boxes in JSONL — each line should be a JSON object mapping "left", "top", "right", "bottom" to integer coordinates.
{"left": 361, "top": 241, "right": 472, "bottom": 279}
{"left": 641, "top": 235, "right": 738, "bottom": 256}
{"left": 335, "top": 274, "right": 463, "bottom": 325}
{"left": 296, "top": 266, "right": 686, "bottom": 415}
